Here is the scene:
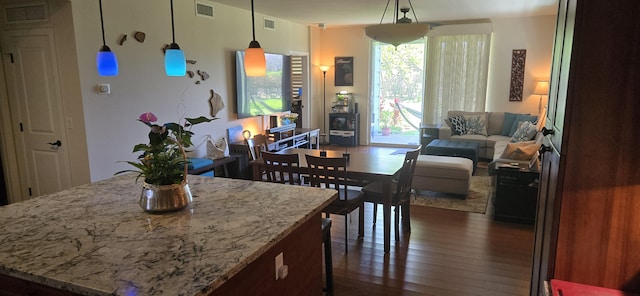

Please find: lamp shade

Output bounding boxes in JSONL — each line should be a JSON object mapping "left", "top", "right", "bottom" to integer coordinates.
{"left": 533, "top": 81, "right": 550, "bottom": 95}
{"left": 318, "top": 65, "right": 331, "bottom": 72}
{"left": 164, "top": 43, "right": 186, "bottom": 76}
{"left": 365, "top": 23, "right": 429, "bottom": 47}
{"left": 244, "top": 41, "right": 266, "bottom": 76}
{"left": 96, "top": 45, "right": 118, "bottom": 76}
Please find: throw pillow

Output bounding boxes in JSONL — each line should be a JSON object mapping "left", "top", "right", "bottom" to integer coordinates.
{"left": 510, "top": 121, "right": 538, "bottom": 142}
{"left": 501, "top": 112, "right": 521, "bottom": 136}
{"left": 445, "top": 115, "right": 466, "bottom": 135}
{"left": 508, "top": 114, "right": 538, "bottom": 136}
{"left": 462, "top": 114, "right": 488, "bottom": 136}
{"left": 500, "top": 142, "right": 541, "bottom": 161}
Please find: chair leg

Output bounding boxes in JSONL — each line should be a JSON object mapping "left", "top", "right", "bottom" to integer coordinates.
{"left": 402, "top": 201, "right": 411, "bottom": 231}
{"left": 322, "top": 221, "right": 334, "bottom": 296}
{"left": 372, "top": 202, "right": 378, "bottom": 225}
{"left": 358, "top": 203, "right": 364, "bottom": 238}
{"left": 394, "top": 204, "right": 400, "bottom": 241}
{"left": 344, "top": 215, "right": 348, "bottom": 254}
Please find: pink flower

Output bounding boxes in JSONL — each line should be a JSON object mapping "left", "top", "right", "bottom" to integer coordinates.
{"left": 139, "top": 112, "right": 157, "bottom": 123}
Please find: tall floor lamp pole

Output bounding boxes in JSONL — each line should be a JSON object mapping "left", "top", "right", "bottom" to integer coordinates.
{"left": 319, "top": 65, "right": 331, "bottom": 145}
{"left": 322, "top": 70, "right": 327, "bottom": 144}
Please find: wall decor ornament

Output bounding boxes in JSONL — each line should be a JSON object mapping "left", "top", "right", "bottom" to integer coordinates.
{"left": 509, "top": 49, "right": 526, "bottom": 101}
{"left": 335, "top": 56, "right": 354, "bottom": 86}
{"left": 509, "top": 49, "right": 527, "bottom": 101}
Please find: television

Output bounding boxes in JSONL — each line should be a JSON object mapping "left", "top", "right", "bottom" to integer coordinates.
{"left": 235, "top": 51, "right": 292, "bottom": 119}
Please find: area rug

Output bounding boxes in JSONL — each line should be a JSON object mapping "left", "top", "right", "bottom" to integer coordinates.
{"left": 410, "top": 163, "right": 491, "bottom": 214}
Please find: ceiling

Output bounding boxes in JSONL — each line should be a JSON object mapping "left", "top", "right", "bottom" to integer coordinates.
{"left": 209, "top": 0, "right": 559, "bottom": 27}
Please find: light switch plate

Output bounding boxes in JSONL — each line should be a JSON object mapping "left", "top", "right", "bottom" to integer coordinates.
{"left": 98, "top": 84, "right": 110, "bottom": 95}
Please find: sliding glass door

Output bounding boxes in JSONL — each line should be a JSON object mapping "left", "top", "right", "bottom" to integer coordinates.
{"left": 370, "top": 41, "right": 425, "bottom": 146}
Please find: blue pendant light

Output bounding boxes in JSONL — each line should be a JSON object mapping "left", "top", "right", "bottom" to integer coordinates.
{"left": 165, "top": 0, "right": 186, "bottom": 76}
{"left": 96, "top": 0, "right": 118, "bottom": 76}
{"left": 244, "top": 0, "right": 266, "bottom": 76}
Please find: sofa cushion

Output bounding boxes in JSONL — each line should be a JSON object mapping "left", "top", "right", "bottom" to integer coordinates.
{"left": 502, "top": 112, "right": 522, "bottom": 136}
{"left": 500, "top": 142, "right": 541, "bottom": 160}
{"left": 510, "top": 121, "right": 538, "bottom": 142}
{"left": 487, "top": 112, "right": 505, "bottom": 136}
{"left": 445, "top": 115, "right": 467, "bottom": 135}
{"left": 462, "top": 114, "right": 488, "bottom": 136}
{"left": 508, "top": 114, "right": 539, "bottom": 136}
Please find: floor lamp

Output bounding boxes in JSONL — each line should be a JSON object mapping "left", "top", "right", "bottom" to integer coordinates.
{"left": 319, "top": 65, "right": 331, "bottom": 145}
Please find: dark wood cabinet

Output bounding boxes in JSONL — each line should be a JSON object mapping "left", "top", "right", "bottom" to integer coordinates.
{"left": 493, "top": 165, "right": 538, "bottom": 225}
{"left": 329, "top": 113, "right": 359, "bottom": 146}
{"left": 531, "top": 0, "right": 640, "bottom": 295}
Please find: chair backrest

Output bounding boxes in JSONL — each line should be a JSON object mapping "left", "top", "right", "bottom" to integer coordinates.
{"left": 247, "top": 134, "right": 268, "bottom": 160}
{"left": 305, "top": 154, "right": 349, "bottom": 196}
{"left": 262, "top": 151, "right": 301, "bottom": 184}
{"left": 395, "top": 146, "right": 421, "bottom": 198}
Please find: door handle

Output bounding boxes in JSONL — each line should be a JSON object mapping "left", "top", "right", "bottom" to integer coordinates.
{"left": 48, "top": 140, "right": 62, "bottom": 147}
{"left": 538, "top": 145, "right": 552, "bottom": 160}
{"left": 541, "top": 127, "right": 554, "bottom": 136}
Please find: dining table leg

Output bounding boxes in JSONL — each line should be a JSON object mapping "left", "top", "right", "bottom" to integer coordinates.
{"left": 383, "top": 181, "right": 391, "bottom": 253}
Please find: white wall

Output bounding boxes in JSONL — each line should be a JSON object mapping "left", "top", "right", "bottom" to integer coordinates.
{"left": 70, "top": 0, "right": 309, "bottom": 181}
{"left": 310, "top": 14, "right": 556, "bottom": 145}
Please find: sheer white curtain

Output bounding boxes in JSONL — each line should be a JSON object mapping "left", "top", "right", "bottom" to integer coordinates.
{"left": 422, "top": 25, "right": 492, "bottom": 125}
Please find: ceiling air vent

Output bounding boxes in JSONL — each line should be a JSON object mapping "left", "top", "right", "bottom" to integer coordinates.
{"left": 264, "top": 18, "right": 275, "bottom": 30}
{"left": 4, "top": 2, "right": 48, "bottom": 23}
{"left": 195, "top": 1, "right": 214, "bottom": 19}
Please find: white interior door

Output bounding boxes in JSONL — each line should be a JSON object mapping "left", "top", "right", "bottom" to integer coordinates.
{"left": 2, "top": 28, "right": 72, "bottom": 200}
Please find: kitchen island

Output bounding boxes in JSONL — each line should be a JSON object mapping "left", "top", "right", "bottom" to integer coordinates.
{"left": 0, "top": 175, "right": 336, "bottom": 295}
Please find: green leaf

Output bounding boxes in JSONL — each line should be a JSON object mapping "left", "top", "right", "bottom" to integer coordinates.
{"left": 185, "top": 116, "right": 216, "bottom": 126}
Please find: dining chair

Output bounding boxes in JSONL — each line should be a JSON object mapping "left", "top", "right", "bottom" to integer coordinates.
{"left": 260, "top": 151, "right": 333, "bottom": 295}
{"left": 362, "top": 146, "right": 420, "bottom": 241}
{"left": 305, "top": 154, "right": 365, "bottom": 253}
{"left": 261, "top": 151, "right": 302, "bottom": 185}
{"left": 246, "top": 134, "right": 268, "bottom": 161}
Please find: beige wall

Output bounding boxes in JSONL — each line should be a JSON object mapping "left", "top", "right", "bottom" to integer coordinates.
{"left": 310, "top": 15, "right": 556, "bottom": 145}
{"left": 487, "top": 15, "right": 556, "bottom": 113}
{"left": 69, "top": 0, "right": 309, "bottom": 181}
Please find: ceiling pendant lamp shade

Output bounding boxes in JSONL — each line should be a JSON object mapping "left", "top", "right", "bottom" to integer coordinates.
{"left": 165, "top": 43, "right": 186, "bottom": 76}
{"left": 244, "top": 0, "right": 266, "bottom": 76}
{"left": 165, "top": 0, "right": 186, "bottom": 76}
{"left": 96, "top": 0, "right": 118, "bottom": 76}
{"left": 365, "top": 0, "right": 429, "bottom": 47}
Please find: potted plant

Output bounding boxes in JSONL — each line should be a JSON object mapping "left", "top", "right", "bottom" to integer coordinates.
{"left": 379, "top": 110, "right": 393, "bottom": 136}
{"left": 280, "top": 113, "right": 299, "bottom": 126}
{"left": 116, "top": 112, "right": 215, "bottom": 213}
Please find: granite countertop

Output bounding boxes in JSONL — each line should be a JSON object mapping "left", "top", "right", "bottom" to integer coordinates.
{"left": 0, "top": 175, "right": 336, "bottom": 295}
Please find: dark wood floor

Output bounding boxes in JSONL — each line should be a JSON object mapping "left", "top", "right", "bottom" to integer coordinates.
{"left": 323, "top": 145, "right": 535, "bottom": 296}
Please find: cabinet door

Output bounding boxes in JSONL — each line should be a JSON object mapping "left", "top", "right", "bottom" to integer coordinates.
{"left": 530, "top": 0, "right": 574, "bottom": 294}
{"left": 532, "top": 0, "right": 640, "bottom": 294}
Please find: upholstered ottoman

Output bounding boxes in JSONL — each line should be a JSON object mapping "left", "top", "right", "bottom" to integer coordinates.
{"left": 425, "top": 139, "right": 479, "bottom": 173}
{"left": 412, "top": 155, "right": 473, "bottom": 196}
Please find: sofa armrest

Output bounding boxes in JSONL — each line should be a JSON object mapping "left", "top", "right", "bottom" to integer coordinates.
{"left": 438, "top": 126, "right": 452, "bottom": 140}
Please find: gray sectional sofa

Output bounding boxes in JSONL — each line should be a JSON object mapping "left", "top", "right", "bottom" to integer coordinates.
{"left": 437, "top": 110, "right": 543, "bottom": 165}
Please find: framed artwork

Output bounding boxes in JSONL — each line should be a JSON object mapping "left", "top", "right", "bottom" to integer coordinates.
{"left": 509, "top": 49, "right": 526, "bottom": 101}
{"left": 335, "top": 56, "right": 353, "bottom": 86}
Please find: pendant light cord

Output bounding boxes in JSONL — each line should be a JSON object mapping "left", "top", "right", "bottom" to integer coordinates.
{"left": 99, "top": 0, "right": 106, "bottom": 46}
{"left": 170, "top": 0, "right": 176, "bottom": 43}
{"left": 251, "top": 0, "right": 256, "bottom": 41}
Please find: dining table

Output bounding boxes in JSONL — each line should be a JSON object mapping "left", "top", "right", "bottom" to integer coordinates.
{"left": 252, "top": 148, "right": 406, "bottom": 253}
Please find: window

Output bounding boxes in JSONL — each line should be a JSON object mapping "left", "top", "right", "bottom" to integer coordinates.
{"left": 422, "top": 33, "right": 492, "bottom": 125}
